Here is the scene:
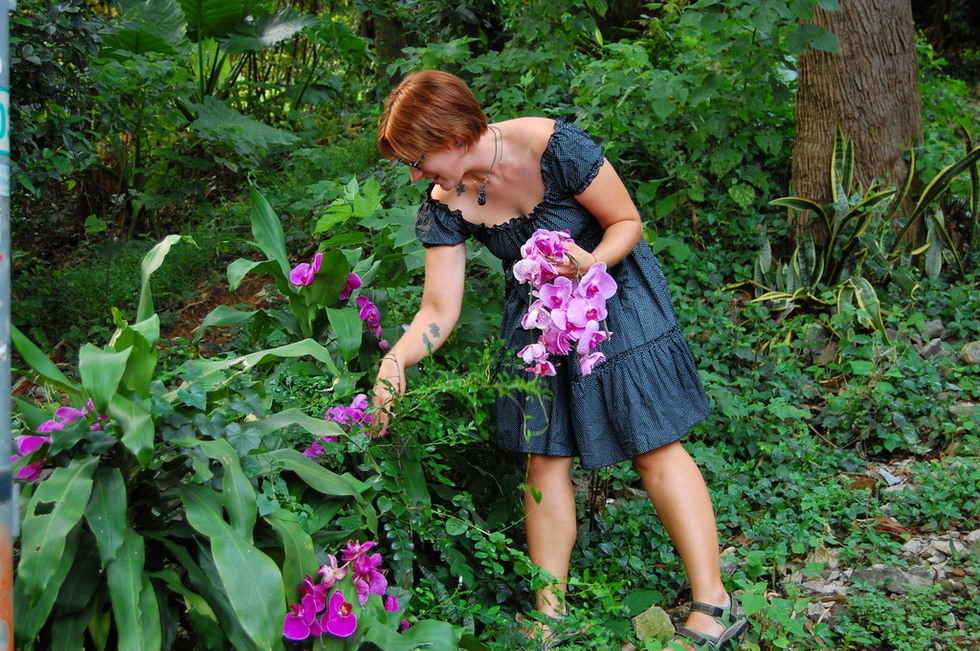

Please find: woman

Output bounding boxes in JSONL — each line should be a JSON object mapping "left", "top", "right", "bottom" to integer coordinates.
{"left": 371, "top": 70, "right": 746, "bottom": 651}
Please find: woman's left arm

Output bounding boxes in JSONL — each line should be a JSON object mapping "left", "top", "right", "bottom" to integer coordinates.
{"left": 555, "top": 159, "right": 643, "bottom": 277}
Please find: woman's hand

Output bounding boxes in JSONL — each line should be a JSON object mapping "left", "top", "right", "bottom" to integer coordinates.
{"left": 554, "top": 240, "right": 596, "bottom": 278}
{"left": 370, "top": 354, "right": 405, "bottom": 437}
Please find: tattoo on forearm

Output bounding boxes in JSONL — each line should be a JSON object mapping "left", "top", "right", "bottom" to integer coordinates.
{"left": 422, "top": 323, "right": 440, "bottom": 353}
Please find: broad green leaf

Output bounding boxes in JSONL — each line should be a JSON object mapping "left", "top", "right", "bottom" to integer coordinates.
{"left": 400, "top": 445, "right": 432, "bottom": 508}
{"left": 86, "top": 467, "right": 128, "bottom": 565}
{"left": 327, "top": 306, "right": 364, "bottom": 362}
{"left": 220, "top": 9, "right": 317, "bottom": 54}
{"left": 176, "top": 0, "right": 250, "bottom": 40}
{"left": 137, "top": 234, "right": 182, "bottom": 323}
{"left": 192, "top": 98, "right": 300, "bottom": 159}
{"left": 79, "top": 344, "right": 132, "bottom": 414}
{"left": 181, "top": 485, "right": 285, "bottom": 649}
{"left": 186, "top": 339, "right": 343, "bottom": 384}
{"left": 249, "top": 408, "right": 345, "bottom": 439}
{"left": 51, "top": 608, "right": 92, "bottom": 651}
{"left": 104, "top": 0, "right": 190, "bottom": 55}
{"left": 110, "top": 394, "right": 155, "bottom": 466}
{"left": 106, "top": 528, "right": 162, "bottom": 650}
{"left": 193, "top": 304, "right": 260, "bottom": 342}
{"left": 18, "top": 456, "right": 99, "bottom": 603}
{"left": 10, "top": 325, "right": 80, "bottom": 395}
{"left": 14, "top": 525, "right": 82, "bottom": 642}
{"left": 265, "top": 510, "right": 317, "bottom": 595}
{"left": 173, "top": 438, "right": 256, "bottom": 541}
{"left": 227, "top": 256, "right": 279, "bottom": 292}
{"left": 261, "top": 448, "right": 368, "bottom": 499}
{"left": 247, "top": 183, "right": 292, "bottom": 279}
{"left": 149, "top": 569, "right": 225, "bottom": 648}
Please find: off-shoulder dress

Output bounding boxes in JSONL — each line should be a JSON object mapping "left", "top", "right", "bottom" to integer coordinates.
{"left": 414, "top": 119, "right": 710, "bottom": 469}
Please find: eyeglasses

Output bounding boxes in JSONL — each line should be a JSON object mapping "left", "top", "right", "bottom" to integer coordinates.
{"left": 405, "top": 154, "right": 425, "bottom": 170}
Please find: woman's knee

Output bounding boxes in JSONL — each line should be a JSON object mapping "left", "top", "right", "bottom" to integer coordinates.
{"left": 525, "top": 454, "right": 574, "bottom": 486}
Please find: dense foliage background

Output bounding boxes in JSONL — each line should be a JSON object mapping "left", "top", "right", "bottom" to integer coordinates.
{"left": 9, "top": 0, "right": 980, "bottom": 649}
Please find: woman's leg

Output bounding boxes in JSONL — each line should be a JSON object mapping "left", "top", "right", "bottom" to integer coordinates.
{"left": 524, "top": 453, "right": 577, "bottom": 619}
{"left": 632, "top": 442, "right": 730, "bottom": 648}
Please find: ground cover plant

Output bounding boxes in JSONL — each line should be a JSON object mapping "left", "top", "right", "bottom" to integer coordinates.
{"left": 9, "top": 0, "right": 980, "bottom": 649}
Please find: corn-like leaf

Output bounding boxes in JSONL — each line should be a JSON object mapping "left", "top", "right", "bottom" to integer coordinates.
{"left": 173, "top": 438, "right": 257, "bottom": 542}
{"left": 265, "top": 510, "right": 318, "bottom": 598}
{"left": 248, "top": 184, "right": 293, "bottom": 281}
{"left": 110, "top": 393, "right": 155, "bottom": 466}
{"left": 10, "top": 325, "right": 80, "bottom": 395}
{"left": 79, "top": 344, "right": 131, "bottom": 414}
{"left": 14, "top": 525, "right": 84, "bottom": 643}
{"left": 18, "top": 457, "right": 99, "bottom": 603}
{"left": 928, "top": 208, "right": 964, "bottom": 277}
{"left": 137, "top": 234, "right": 182, "bottom": 323}
{"left": 327, "top": 306, "right": 364, "bottom": 363}
{"left": 86, "top": 467, "right": 128, "bottom": 565}
{"left": 106, "top": 528, "right": 162, "bottom": 650}
{"left": 181, "top": 484, "right": 285, "bottom": 650}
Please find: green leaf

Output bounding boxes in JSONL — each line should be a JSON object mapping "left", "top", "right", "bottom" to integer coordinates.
{"left": 137, "top": 234, "right": 182, "bottom": 323}
{"left": 248, "top": 183, "right": 292, "bottom": 279}
{"left": 149, "top": 569, "right": 225, "bottom": 648}
{"left": 193, "top": 304, "right": 260, "bottom": 342}
{"left": 110, "top": 394, "right": 156, "bottom": 466}
{"left": 265, "top": 509, "right": 317, "bottom": 596}
{"left": 18, "top": 456, "right": 99, "bottom": 602}
{"left": 249, "top": 408, "right": 345, "bottom": 439}
{"left": 14, "top": 525, "right": 82, "bottom": 642}
{"left": 86, "top": 467, "right": 128, "bottom": 565}
{"left": 79, "top": 344, "right": 132, "bottom": 414}
{"left": 220, "top": 9, "right": 317, "bottom": 55}
{"left": 104, "top": 0, "right": 190, "bottom": 55}
{"left": 176, "top": 0, "right": 250, "bottom": 41}
{"left": 181, "top": 485, "right": 285, "bottom": 649}
{"left": 849, "top": 275, "right": 889, "bottom": 343}
{"left": 10, "top": 325, "right": 80, "bottom": 395}
{"left": 327, "top": 307, "right": 364, "bottom": 362}
{"left": 186, "top": 339, "right": 343, "bottom": 384}
{"left": 192, "top": 98, "right": 300, "bottom": 158}
{"left": 106, "top": 528, "right": 162, "bottom": 650}
{"left": 173, "top": 438, "right": 257, "bottom": 541}
{"left": 261, "top": 448, "right": 369, "bottom": 499}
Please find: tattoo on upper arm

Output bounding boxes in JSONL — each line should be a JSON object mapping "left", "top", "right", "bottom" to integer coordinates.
{"left": 422, "top": 333, "right": 432, "bottom": 352}
{"left": 429, "top": 323, "right": 441, "bottom": 339}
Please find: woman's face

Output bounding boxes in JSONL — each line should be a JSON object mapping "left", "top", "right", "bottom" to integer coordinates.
{"left": 406, "top": 143, "right": 463, "bottom": 190}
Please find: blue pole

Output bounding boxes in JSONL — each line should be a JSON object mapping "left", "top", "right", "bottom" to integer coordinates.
{"left": 0, "top": 1, "right": 14, "bottom": 648}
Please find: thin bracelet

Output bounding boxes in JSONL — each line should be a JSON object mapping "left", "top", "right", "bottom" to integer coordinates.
{"left": 590, "top": 251, "right": 598, "bottom": 266}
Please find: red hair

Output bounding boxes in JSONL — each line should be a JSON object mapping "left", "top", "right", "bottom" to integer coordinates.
{"left": 378, "top": 70, "right": 489, "bottom": 163}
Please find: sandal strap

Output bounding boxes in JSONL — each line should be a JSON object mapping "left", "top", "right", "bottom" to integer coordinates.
{"left": 674, "top": 626, "right": 712, "bottom": 648}
{"left": 690, "top": 600, "right": 727, "bottom": 618}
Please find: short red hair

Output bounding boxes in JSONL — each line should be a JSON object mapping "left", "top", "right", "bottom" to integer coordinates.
{"left": 378, "top": 70, "right": 489, "bottom": 163}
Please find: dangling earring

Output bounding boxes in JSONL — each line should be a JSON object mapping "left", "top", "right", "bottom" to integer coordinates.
{"left": 455, "top": 181, "right": 466, "bottom": 196}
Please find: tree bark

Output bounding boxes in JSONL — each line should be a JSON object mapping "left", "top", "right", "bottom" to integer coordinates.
{"left": 791, "top": 0, "right": 922, "bottom": 220}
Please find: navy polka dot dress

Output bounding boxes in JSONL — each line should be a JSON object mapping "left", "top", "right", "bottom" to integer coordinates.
{"left": 415, "top": 119, "right": 710, "bottom": 469}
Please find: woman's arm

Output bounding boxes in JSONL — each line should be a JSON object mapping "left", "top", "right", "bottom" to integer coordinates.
{"left": 371, "top": 242, "right": 467, "bottom": 434}
{"left": 553, "top": 159, "right": 643, "bottom": 277}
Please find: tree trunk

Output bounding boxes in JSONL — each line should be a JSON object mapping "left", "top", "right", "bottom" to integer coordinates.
{"left": 791, "top": 0, "right": 922, "bottom": 223}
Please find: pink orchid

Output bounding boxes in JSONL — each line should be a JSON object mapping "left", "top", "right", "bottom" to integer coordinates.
{"left": 319, "top": 554, "right": 348, "bottom": 589}
{"left": 16, "top": 434, "right": 50, "bottom": 456}
{"left": 283, "top": 592, "right": 322, "bottom": 641}
{"left": 339, "top": 272, "right": 362, "bottom": 300}
{"left": 575, "top": 261, "right": 617, "bottom": 300}
{"left": 566, "top": 296, "right": 608, "bottom": 327}
{"left": 289, "top": 252, "right": 324, "bottom": 286}
{"left": 323, "top": 590, "right": 357, "bottom": 638}
{"left": 579, "top": 351, "right": 606, "bottom": 375}
{"left": 385, "top": 595, "right": 400, "bottom": 612}
{"left": 352, "top": 553, "right": 388, "bottom": 604}
{"left": 13, "top": 457, "right": 44, "bottom": 482}
{"left": 521, "top": 299, "right": 553, "bottom": 330}
{"left": 521, "top": 229, "right": 572, "bottom": 262}
{"left": 341, "top": 539, "right": 378, "bottom": 564}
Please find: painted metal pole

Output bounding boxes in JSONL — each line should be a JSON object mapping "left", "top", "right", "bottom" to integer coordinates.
{"left": 0, "top": 1, "right": 14, "bottom": 648}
